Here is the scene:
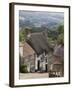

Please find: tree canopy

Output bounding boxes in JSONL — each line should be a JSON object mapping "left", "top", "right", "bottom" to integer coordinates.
{"left": 19, "top": 24, "right": 64, "bottom": 46}
{"left": 19, "top": 27, "right": 32, "bottom": 42}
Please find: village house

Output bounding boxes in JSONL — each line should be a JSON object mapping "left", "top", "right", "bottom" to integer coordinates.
{"left": 48, "top": 44, "right": 64, "bottom": 77}
{"left": 19, "top": 42, "right": 35, "bottom": 72}
{"left": 19, "top": 31, "right": 53, "bottom": 73}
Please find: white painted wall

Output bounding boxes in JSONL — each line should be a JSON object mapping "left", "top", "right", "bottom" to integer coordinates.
{"left": 19, "top": 47, "right": 23, "bottom": 57}
{"left": 35, "top": 52, "right": 48, "bottom": 71}
{"left": 35, "top": 54, "right": 41, "bottom": 70}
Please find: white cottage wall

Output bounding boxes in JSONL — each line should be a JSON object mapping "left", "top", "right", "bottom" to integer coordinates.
{"left": 35, "top": 54, "right": 41, "bottom": 70}
{"left": 35, "top": 52, "right": 48, "bottom": 72}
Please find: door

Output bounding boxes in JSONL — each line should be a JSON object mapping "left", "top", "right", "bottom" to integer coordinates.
{"left": 45, "top": 64, "right": 48, "bottom": 72}
{"left": 38, "top": 60, "right": 40, "bottom": 71}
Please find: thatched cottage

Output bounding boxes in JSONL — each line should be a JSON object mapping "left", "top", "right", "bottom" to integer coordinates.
{"left": 49, "top": 44, "right": 64, "bottom": 77}
{"left": 19, "top": 32, "right": 53, "bottom": 72}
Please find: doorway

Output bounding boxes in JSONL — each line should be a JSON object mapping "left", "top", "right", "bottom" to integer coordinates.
{"left": 38, "top": 60, "right": 40, "bottom": 71}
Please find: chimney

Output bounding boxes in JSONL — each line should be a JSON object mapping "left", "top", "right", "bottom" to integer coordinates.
{"left": 42, "top": 30, "right": 48, "bottom": 38}
{"left": 27, "top": 33, "right": 31, "bottom": 38}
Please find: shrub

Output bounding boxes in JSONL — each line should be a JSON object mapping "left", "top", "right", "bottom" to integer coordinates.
{"left": 20, "top": 65, "right": 28, "bottom": 73}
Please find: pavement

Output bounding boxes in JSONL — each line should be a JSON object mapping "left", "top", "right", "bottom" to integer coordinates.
{"left": 19, "top": 73, "right": 49, "bottom": 79}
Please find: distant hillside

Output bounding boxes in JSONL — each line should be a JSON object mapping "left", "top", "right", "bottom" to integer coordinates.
{"left": 19, "top": 11, "right": 64, "bottom": 30}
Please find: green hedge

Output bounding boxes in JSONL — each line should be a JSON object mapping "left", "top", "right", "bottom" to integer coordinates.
{"left": 20, "top": 65, "right": 28, "bottom": 73}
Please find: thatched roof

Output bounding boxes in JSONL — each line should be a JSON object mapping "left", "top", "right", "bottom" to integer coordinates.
{"left": 53, "top": 45, "right": 64, "bottom": 58}
{"left": 26, "top": 32, "right": 53, "bottom": 55}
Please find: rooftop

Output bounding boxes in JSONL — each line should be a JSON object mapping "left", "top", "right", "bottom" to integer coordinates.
{"left": 26, "top": 32, "right": 53, "bottom": 55}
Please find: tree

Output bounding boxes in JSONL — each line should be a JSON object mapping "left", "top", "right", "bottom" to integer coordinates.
{"left": 19, "top": 27, "right": 32, "bottom": 42}
{"left": 57, "top": 24, "right": 64, "bottom": 45}
{"left": 57, "top": 24, "right": 64, "bottom": 34}
{"left": 57, "top": 33, "right": 64, "bottom": 45}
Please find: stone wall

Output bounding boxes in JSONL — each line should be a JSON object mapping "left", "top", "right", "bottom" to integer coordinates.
{"left": 20, "top": 54, "right": 35, "bottom": 72}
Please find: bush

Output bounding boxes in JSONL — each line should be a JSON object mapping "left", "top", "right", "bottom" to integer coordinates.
{"left": 57, "top": 33, "right": 64, "bottom": 45}
{"left": 20, "top": 65, "right": 28, "bottom": 73}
